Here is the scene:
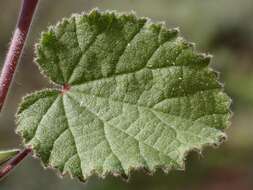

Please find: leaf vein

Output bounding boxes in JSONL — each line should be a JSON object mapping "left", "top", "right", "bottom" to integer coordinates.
{"left": 62, "top": 95, "right": 84, "bottom": 179}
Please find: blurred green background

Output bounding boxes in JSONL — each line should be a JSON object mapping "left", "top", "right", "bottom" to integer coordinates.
{"left": 0, "top": 0, "right": 253, "bottom": 189}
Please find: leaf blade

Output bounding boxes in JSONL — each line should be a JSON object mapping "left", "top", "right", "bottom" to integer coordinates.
{"left": 0, "top": 149, "right": 20, "bottom": 165}
{"left": 17, "top": 10, "right": 231, "bottom": 181}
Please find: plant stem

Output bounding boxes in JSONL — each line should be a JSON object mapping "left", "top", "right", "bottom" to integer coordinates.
{"left": 0, "top": 0, "right": 39, "bottom": 111}
{"left": 0, "top": 0, "right": 39, "bottom": 181}
{"left": 0, "top": 148, "right": 32, "bottom": 180}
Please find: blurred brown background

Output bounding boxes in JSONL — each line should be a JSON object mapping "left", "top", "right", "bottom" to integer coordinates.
{"left": 0, "top": 0, "right": 253, "bottom": 189}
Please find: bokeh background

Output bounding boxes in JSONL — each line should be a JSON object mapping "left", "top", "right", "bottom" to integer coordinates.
{"left": 0, "top": 0, "right": 253, "bottom": 189}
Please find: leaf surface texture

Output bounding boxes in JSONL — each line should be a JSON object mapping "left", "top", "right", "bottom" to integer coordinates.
{"left": 17, "top": 10, "right": 231, "bottom": 181}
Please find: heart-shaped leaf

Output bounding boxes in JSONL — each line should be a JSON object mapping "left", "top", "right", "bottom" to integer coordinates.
{"left": 16, "top": 10, "right": 231, "bottom": 181}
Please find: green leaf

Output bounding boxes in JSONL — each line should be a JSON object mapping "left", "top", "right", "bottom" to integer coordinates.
{"left": 16, "top": 10, "right": 231, "bottom": 181}
{"left": 0, "top": 149, "right": 20, "bottom": 165}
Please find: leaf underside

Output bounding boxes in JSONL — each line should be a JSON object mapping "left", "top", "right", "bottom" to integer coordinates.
{"left": 16, "top": 9, "right": 231, "bottom": 181}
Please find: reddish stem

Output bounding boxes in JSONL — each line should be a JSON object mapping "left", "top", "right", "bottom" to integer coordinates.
{"left": 0, "top": 0, "right": 38, "bottom": 111}
{"left": 0, "top": 148, "right": 32, "bottom": 180}
{"left": 0, "top": 0, "right": 39, "bottom": 181}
